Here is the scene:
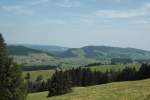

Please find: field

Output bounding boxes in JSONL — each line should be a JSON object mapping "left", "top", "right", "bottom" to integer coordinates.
{"left": 23, "top": 70, "right": 55, "bottom": 81}
{"left": 90, "top": 64, "right": 141, "bottom": 72}
{"left": 23, "top": 64, "right": 140, "bottom": 81}
{"left": 27, "top": 79, "right": 150, "bottom": 100}
{"left": 12, "top": 54, "right": 98, "bottom": 67}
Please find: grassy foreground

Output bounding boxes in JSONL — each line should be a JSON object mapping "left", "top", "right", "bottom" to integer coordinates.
{"left": 27, "top": 79, "right": 150, "bottom": 100}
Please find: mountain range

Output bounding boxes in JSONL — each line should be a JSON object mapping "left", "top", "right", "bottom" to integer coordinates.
{"left": 56, "top": 46, "right": 150, "bottom": 60}
{"left": 7, "top": 45, "right": 51, "bottom": 56}
{"left": 7, "top": 45, "right": 150, "bottom": 60}
{"left": 21, "top": 44, "right": 68, "bottom": 54}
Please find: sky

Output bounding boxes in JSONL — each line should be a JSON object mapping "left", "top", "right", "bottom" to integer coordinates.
{"left": 0, "top": 0, "right": 150, "bottom": 50}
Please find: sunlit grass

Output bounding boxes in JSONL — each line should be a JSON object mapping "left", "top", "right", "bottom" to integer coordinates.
{"left": 27, "top": 79, "right": 150, "bottom": 100}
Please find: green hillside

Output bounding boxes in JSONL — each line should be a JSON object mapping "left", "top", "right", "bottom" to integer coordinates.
{"left": 7, "top": 45, "right": 51, "bottom": 56}
{"left": 27, "top": 79, "right": 150, "bottom": 100}
{"left": 22, "top": 44, "right": 68, "bottom": 54}
{"left": 58, "top": 46, "right": 150, "bottom": 60}
{"left": 8, "top": 45, "right": 150, "bottom": 60}
{"left": 7, "top": 45, "right": 150, "bottom": 67}
{"left": 7, "top": 45, "right": 97, "bottom": 67}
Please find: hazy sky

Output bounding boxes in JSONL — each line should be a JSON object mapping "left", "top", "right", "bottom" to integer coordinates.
{"left": 0, "top": 0, "right": 150, "bottom": 50}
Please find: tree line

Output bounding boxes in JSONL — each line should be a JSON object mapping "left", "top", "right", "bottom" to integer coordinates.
{"left": 25, "top": 63, "right": 150, "bottom": 97}
{"left": 25, "top": 73, "right": 47, "bottom": 93}
{"left": 47, "top": 64, "right": 150, "bottom": 97}
{"left": 22, "top": 65, "right": 57, "bottom": 71}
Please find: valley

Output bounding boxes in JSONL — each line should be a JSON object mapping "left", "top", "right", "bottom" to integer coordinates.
{"left": 1, "top": 1, "right": 150, "bottom": 100}
{"left": 8, "top": 45, "right": 150, "bottom": 68}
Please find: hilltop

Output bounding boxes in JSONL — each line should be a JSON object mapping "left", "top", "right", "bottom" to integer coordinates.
{"left": 58, "top": 46, "right": 150, "bottom": 60}
{"left": 22, "top": 44, "right": 68, "bottom": 54}
{"left": 7, "top": 45, "right": 52, "bottom": 56}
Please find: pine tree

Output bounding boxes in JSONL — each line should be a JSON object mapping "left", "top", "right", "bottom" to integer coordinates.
{"left": 48, "top": 70, "right": 72, "bottom": 97}
{"left": 118, "top": 67, "right": 136, "bottom": 81}
{"left": 137, "top": 64, "right": 150, "bottom": 79}
{"left": 0, "top": 34, "right": 7, "bottom": 65}
{"left": 36, "top": 75, "right": 43, "bottom": 82}
{"left": 25, "top": 72, "right": 31, "bottom": 81}
{"left": 0, "top": 33, "right": 27, "bottom": 100}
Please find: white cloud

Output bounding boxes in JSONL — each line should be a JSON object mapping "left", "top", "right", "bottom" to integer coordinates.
{"left": 115, "top": 0, "right": 121, "bottom": 2}
{"left": 56, "top": 0, "right": 81, "bottom": 8}
{"left": 95, "top": 3, "right": 150, "bottom": 18}
{"left": 93, "top": 0, "right": 122, "bottom": 3}
{"left": 130, "top": 20, "right": 150, "bottom": 24}
{"left": 104, "top": 0, "right": 122, "bottom": 3}
{"left": 76, "top": 3, "right": 150, "bottom": 25}
{"left": 1, "top": 5, "right": 33, "bottom": 15}
{"left": 0, "top": 0, "right": 51, "bottom": 15}
{"left": 2, "top": 5, "right": 23, "bottom": 12}
{"left": 52, "top": 20, "right": 66, "bottom": 25}
{"left": 30, "top": 0, "right": 50, "bottom": 6}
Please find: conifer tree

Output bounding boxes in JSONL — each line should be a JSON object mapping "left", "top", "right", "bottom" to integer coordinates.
{"left": 0, "top": 33, "right": 27, "bottom": 100}
{"left": 48, "top": 70, "right": 72, "bottom": 97}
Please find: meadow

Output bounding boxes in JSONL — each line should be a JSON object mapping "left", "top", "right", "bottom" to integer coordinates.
{"left": 23, "top": 64, "right": 140, "bottom": 81}
{"left": 27, "top": 79, "right": 150, "bottom": 100}
{"left": 23, "top": 70, "right": 55, "bottom": 81}
{"left": 89, "top": 64, "right": 141, "bottom": 72}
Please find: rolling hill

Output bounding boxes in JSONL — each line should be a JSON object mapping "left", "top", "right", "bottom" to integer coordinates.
{"left": 27, "top": 79, "right": 150, "bottom": 100}
{"left": 7, "top": 45, "right": 52, "bottom": 56}
{"left": 7, "top": 45, "right": 150, "bottom": 67}
{"left": 8, "top": 45, "right": 150, "bottom": 60}
{"left": 7, "top": 45, "right": 96, "bottom": 67}
{"left": 57, "top": 46, "right": 150, "bottom": 60}
{"left": 22, "top": 44, "right": 68, "bottom": 54}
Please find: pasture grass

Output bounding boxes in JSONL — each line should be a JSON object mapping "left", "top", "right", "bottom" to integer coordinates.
{"left": 27, "top": 79, "right": 150, "bottom": 100}
{"left": 89, "top": 64, "right": 141, "bottom": 72}
{"left": 23, "top": 70, "right": 55, "bottom": 81}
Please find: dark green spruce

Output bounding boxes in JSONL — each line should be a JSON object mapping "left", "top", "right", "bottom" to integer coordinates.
{"left": 0, "top": 33, "right": 27, "bottom": 100}
{"left": 48, "top": 70, "right": 72, "bottom": 97}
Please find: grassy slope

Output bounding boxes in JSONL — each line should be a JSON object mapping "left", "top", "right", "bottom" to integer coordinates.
{"left": 27, "top": 79, "right": 150, "bottom": 100}
{"left": 58, "top": 46, "right": 150, "bottom": 59}
{"left": 7, "top": 45, "right": 49, "bottom": 55}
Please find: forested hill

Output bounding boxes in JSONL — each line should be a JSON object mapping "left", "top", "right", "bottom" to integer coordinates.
{"left": 7, "top": 45, "right": 150, "bottom": 60}
{"left": 57, "top": 46, "right": 150, "bottom": 60}
{"left": 22, "top": 44, "right": 68, "bottom": 54}
{"left": 7, "top": 45, "right": 52, "bottom": 56}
